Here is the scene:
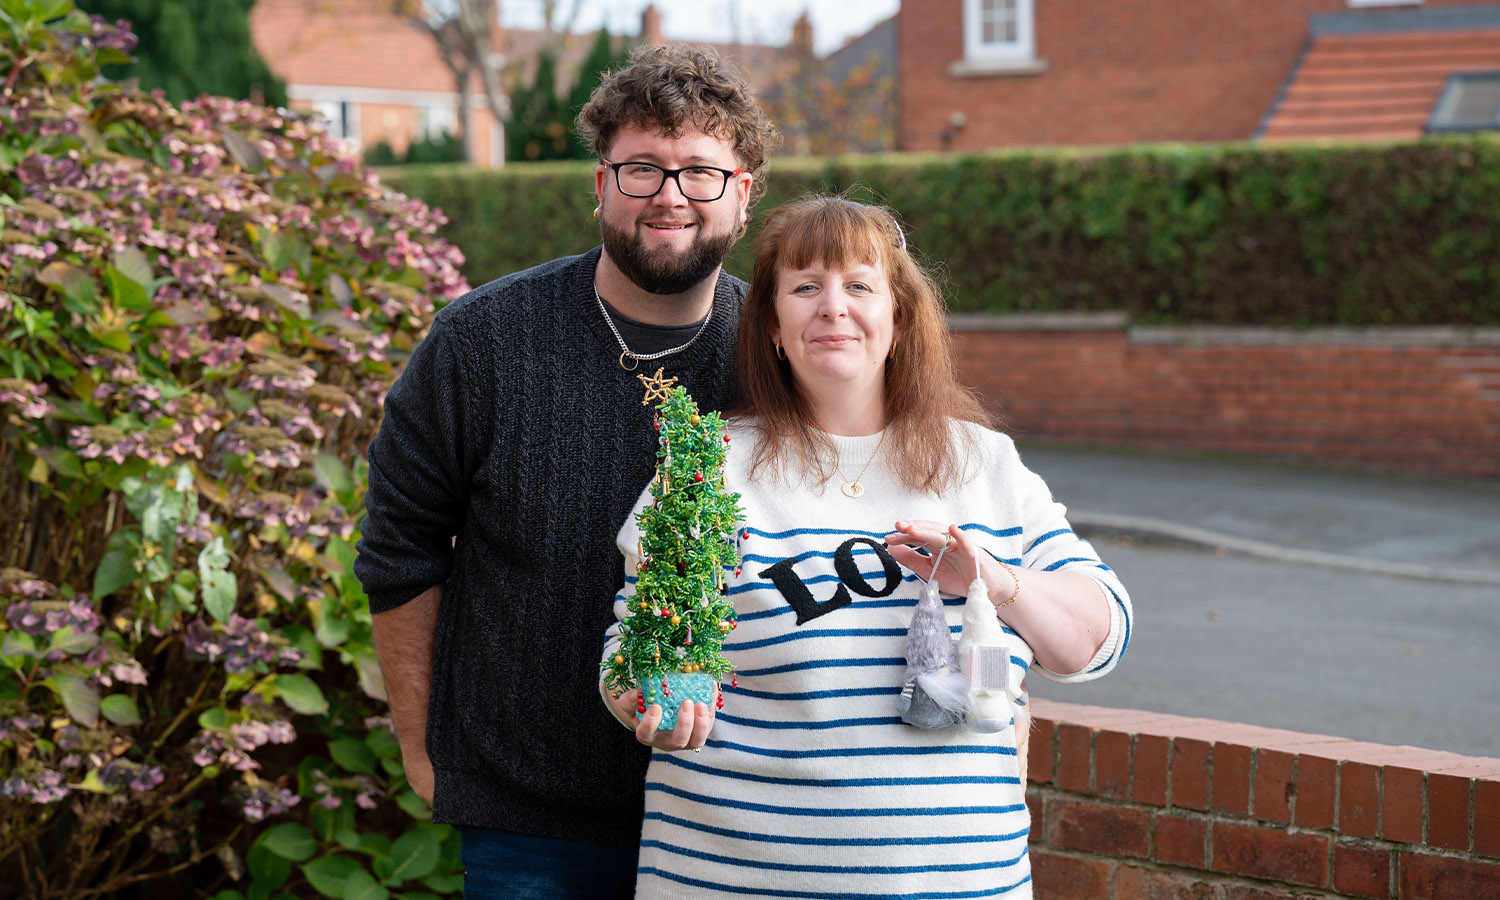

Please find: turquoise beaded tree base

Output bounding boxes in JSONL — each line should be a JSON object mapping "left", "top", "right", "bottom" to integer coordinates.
{"left": 639, "top": 671, "right": 717, "bottom": 731}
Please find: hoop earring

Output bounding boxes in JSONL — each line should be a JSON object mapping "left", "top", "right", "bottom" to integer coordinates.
{"left": 774, "top": 341, "right": 786, "bottom": 360}
{"left": 592, "top": 206, "right": 600, "bottom": 219}
{"left": 888, "top": 341, "right": 897, "bottom": 361}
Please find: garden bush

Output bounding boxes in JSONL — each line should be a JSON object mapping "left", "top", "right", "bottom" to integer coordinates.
{"left": 0, "top": 2, "right": 470, "bottom": 897}
{"left": 387, "top": 138, "right": 1500, "bottom": 326}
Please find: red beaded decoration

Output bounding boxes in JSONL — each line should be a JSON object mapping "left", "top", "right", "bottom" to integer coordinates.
{"left": 694, "top": 472, "right": 704, "bottom": 482}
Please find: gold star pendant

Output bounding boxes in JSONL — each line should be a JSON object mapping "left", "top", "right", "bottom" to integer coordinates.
{"left": 637, "top": 367, "right": 679, "bottom": 406}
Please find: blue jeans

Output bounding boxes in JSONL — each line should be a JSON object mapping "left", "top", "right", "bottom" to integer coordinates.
{"left": 458, "top": 827, "right": 638, "bottom": 900}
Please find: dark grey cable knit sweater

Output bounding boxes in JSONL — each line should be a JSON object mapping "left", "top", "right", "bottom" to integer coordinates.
{"left": 355, "top": 247, "right": 742, "bottom": 847}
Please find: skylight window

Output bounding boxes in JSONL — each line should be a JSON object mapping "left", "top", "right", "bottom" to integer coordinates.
{"left": 1427, "top": 72, "right": 1500, "bottom": 133}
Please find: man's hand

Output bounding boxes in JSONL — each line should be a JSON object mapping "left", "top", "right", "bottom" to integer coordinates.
{"left": 401, "top": 744, "right": 436, "bottom": 804}
{"left": 606, "top": 688, "right": 716, "bottom": 751}
{"left": 372, "top": 586, "right": 442, "bottom": 806}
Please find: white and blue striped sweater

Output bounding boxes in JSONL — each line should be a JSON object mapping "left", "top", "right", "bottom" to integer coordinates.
{"left": 604, "top": 420, "right": 1132, "bottom": 900}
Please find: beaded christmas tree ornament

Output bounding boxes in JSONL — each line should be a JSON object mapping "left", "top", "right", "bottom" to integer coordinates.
{"left": 604, "top": 382, "right": 743, "bottom": 730}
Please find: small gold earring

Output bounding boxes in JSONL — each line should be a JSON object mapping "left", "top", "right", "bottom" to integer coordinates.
{"left": 888, "top": 341, "right": 898, "bottom": 361}
{"left": 593, "top": 207, "right": 600, "bottom": 219}
{"left": 774, "top": 341, "right": 786, "bottom": 360}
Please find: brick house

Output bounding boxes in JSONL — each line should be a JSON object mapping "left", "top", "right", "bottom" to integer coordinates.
{"left": 898, "top": 0, "right": 1500, "bottom": 151}
{"left": 249, "top": 1, "right": 784, "bottom": 167}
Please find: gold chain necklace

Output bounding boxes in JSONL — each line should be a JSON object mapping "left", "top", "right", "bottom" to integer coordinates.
{"left": 832, "top": 430, "right": 886, "bottom": 499}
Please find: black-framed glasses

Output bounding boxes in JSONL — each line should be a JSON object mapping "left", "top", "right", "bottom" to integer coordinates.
{"left": 602, "top": 159, "right": 746, "bottom": 202}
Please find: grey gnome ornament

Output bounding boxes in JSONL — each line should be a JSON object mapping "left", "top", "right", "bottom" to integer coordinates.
{"left": 896, "top": 543, "right": 970, "bottom": 728}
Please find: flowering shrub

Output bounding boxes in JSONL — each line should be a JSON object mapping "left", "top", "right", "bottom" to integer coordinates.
{"left": 0, "top": 2, "right": 469, "bottom": 897}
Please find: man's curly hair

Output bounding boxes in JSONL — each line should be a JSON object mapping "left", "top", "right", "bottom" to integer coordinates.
{"left": 576, "top": 43, "right": 782, "bottom": 206}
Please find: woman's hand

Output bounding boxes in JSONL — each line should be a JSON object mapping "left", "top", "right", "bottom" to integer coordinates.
{"left": 883, "top": 519, "right": 989, "bottom": 597}
{"left": 886, "top": 520, "right": 1113, "bottom": 675}
{"left": 605, "top": 687, "right": 717, "bottom": 752}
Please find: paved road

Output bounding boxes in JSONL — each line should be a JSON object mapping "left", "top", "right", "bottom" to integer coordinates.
{"left": 1011, "top": 443, "right": 1500, "bottom": 760}
{"left": 1027, "top": 536, "right": 1500, "bottom": 759}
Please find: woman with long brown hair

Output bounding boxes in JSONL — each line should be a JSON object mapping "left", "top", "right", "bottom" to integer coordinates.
{"left": 605, "top": 195, "right": 1133, "bottom": 899}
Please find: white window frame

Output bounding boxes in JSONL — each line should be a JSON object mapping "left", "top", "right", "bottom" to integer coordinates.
{"left": 963, "top": 0, "right": 1035, "bottom": 63}
{"left": 1346, "top": 0, "right": 1422, "bottom": 7}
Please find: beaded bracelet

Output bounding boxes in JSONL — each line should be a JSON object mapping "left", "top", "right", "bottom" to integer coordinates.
{"left": 994, "top": 559, "right": 1021, "bottom": 610}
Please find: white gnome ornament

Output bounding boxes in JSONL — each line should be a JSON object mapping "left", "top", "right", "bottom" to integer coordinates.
{"left": 957, "top": 555, "right": 1024, "bottom": 734}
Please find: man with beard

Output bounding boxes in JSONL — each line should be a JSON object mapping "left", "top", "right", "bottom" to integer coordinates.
{"left": 354, "top": 44, "right": 780, "bottom": 899}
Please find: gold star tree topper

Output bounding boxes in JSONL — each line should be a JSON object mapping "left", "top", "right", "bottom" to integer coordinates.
{"left": 637, "top": 367, "right": 679, "bottom": 406}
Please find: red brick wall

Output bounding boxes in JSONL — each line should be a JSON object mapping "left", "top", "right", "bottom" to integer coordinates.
{"left": 952, "top": 318, "right": 1500, "bottom": 478}
{"left": 897, "top": 0, "right": 1484, "bottom": 151}
{"left": 1027, "top": 699, "right": 1500, "bottom": 900}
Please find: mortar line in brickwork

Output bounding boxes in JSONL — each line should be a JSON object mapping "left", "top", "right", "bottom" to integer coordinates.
{"left": 1421, "top": 770, "right": 1430, "bottom": 846}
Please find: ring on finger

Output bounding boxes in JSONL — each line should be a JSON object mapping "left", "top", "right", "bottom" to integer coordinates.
{"left": 942, "top": 532, "right": 955, "bottom": 552}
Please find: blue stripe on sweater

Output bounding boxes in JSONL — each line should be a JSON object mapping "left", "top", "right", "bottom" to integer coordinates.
{"left": 641, "top": 839, "right": 1025, "bottom": 875}
{"left": 639, "top": 866, "right": 1032, "bottom": 899}
{"left": 1024, "top": 528, "right": 1071, "bottom": 551}
{"left": 724, "top": 626, "right": 957, "bottom": 651}
{"left": 705, "top": 739, "right": 1016, "bottom": 759}
{"left": 657, "top": 753, "right": 1019, "bottom": 788}
{"left": 725, "top": 684, "right": 902, "bottom": 701}
{"left": 647, "top": 783, "right": 1026, "bottom": 818}
{"left": 955, "top": 523, "right": 1024, "bottom": 539}
{"left": 1041, "top": 557, "right": 1113, "bottom": 572}
{"left": 714, "top": 711, "right": 905, "bottom": 730}
{"left": 747, "top": 525, "right": 893, "bottom": 541}
{"left": 740, "top": 548, "right": 883, "bottom": 565}
{"left": 1083, "top": 582, "right": 1132, "bottom": 673}
{"left": 734, "top": 657, "right": 906, "bottom": 677}
{"left": 646, "top": 811, "right": 1029, "bottom": 848}
{"left": 735, "top": 594, "right": 962, "bottom": 622}
{"left": 748, "top": 523, "right": 1022, "bottom": 543}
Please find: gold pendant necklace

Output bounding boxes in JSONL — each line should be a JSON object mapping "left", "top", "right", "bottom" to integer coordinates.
{"left": 832, "top": 430, "right": 886, "bottom": 499}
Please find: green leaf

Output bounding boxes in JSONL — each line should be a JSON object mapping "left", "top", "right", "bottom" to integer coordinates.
{"left": 315, "top": 603, "right": 351, "bottom": 649}
{"left": 34, "top": 445, "right": 84, "bottom": 479}
{"left": 379, "top": 828, "right": 441, "bottom": 885}
{"left": 93, "top": 526, "right": 142, "bottom": 599}
{"left": 395, "top": 790, "right": 431, "bottom": 821}
{"left": 313, "top": 453, "right": 355, "bottom": 496}
{"left": 36, "top": 261, "right": 99, "bottom": 314}
{"left": 340, "top": 867, "right": 388, "bottom": 900}
{"left": 224, "top": 128, "right": 266, "bottom": 173}
{"left": 103, "top": 265, "right": 151, "bottom": 312}
{"left": 49, "top": 670, "right": 99, "bottom": 725}
{"left": 88, "top": 323, "right": 131, "bottom": 351}
{"left": 349, "top": 645, "right": 386, "bottom": 701}
{"left": 260, "top": 566, "right": 298, "bottom": 602}
{"left": 46, "top": 625, "right": 99, "bottom": 658}
{"left": 113, "top": 246, "right": 153, "bottom": 285}
{"left": 246, "top": 842, "right": 291, "bottom": 889}
{"left": 197, "top": 707, "right": 230, "bottom": 732}
{"left": 328, "top": 737, "right": 376, "bottom": 775}
{"left": 353, "top": 833, "right": 390, "bottom": 859}
{"left": 1, "top": 630, "right": 37, "bottom": 660}
{"left": 273, "top": 673, "right": 328, "bottom": 716}
{"left": 301, "top": 856, "right": 360, "bottom": 899}
{"left": 417, "top": 873, "right": 463, "bottom": 893}
{"left": 258, "top": 823, "right": 317, "bottom": 862}
{"left": 199, "top": 536, "right": 238, "bottom": 623}
{"left": 100, "top": 694, "right": 141, "bottom": 725}
{"left": 365, "top": 723, "right": 400, "bottom": 760}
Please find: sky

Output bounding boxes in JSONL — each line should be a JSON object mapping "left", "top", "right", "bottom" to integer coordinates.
{"left": 500, "top": 0, "right": 900, "bottom": 56}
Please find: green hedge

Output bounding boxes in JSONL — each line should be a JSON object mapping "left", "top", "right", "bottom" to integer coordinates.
{"left": 386, "top": 137, "right": 1500, "bottom": 326}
